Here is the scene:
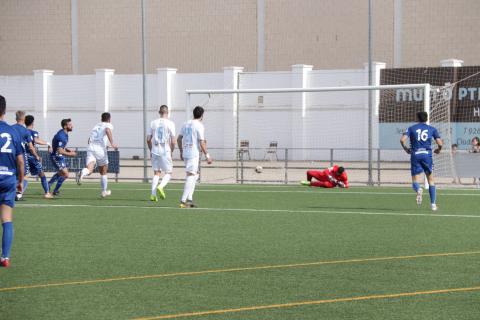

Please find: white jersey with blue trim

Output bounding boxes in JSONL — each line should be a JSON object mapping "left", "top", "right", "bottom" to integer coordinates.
{"left": 89, "top": 122, "right": 113, "bottom": 148}
{"left": 147, "top": 118, "right": 176, "bottom": 156}
{"left": 180, "top": 120, "right": 205, "bottom": 159}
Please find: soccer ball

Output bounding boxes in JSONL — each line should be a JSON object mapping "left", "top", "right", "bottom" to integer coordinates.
{"left": 255, "top": 165, "right": 263, "bottom": 173}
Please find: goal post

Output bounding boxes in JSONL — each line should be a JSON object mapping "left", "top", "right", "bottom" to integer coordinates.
{"left": 185, "top": 83, "right": 452, "bottom": 185}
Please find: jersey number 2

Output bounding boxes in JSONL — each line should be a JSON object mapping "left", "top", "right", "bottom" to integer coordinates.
{"left": 0, "top": 133, "right": 13, "bottom": 153}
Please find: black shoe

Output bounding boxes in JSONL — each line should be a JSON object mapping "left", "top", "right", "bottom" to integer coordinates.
{"left": 186, "top": 201, "right": 197, "bottom": 208}
{"left": 53, "top": 190, "right": 60, "bottom": 196}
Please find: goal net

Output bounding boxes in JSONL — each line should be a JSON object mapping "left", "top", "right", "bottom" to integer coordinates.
{"left": 186, "top": 82, "right": 453, "bottom": 185}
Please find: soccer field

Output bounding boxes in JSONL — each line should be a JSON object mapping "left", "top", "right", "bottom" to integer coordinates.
{"left": 1, "top": 183, "right": 479, "bottom": 319}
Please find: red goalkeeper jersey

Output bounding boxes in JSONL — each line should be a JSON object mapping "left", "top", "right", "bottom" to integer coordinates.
{"left": 323, "top": 165, "right": 349, "bottom": 188}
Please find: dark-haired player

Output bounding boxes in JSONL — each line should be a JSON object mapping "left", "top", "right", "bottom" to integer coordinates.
{"left": 400, "top": 111, "right": 442, "bottom": 211}
{"left": 0, "top": 95, "right": 25, "bottom": 267}
{"left": 49, "top": 118, "right": 76, "bottom": 195}
{"left": 177, "top": 106, "right": 212, "bottom": 208}
{"left": 76, "top": 113, "right": 117, "bottom": 198}
{"left": 25, "top": 115, "right": 53, "bottom": 198}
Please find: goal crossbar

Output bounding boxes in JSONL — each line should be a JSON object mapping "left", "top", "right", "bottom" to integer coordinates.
{"left": 185, "top": 83, "right": 431, "bottom": 95}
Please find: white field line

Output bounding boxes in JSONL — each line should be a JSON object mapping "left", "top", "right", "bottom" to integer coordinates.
{"left": 16, "top": 203, "right": 480, "bottom": 219}
{"left": 23, "top": 186, "right": 480, "bottom": 196}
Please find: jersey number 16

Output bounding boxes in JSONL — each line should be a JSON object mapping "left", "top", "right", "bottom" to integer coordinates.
{"left": 416, "top": 129, "right": 428, "bottom": 142}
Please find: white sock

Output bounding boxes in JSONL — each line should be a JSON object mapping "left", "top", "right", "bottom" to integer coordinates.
{"left": 187, "top": 174, "right": 199, "bottom": 201}
{"left": 81, "top": 168, "right": 90, "bottom": 177}
{"left": 151, "top": 175, "right": 160, "bottom": 195}
{"left": 159, "top": 173, "right": 171, "bottom": 189}
{"left": 181, "top": 175, "right": 196, "bottom": 202}
{"left": 101, "top": 175, "right": 108, "bottom": 192}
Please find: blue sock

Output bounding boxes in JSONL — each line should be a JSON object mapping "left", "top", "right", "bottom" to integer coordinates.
{"left": 429, "top": 185, "right": 436, "bottom": 204}
{"left": 22, "top": 180, "right": 28, "bottom": 193}
{"left": 54, "top": 176, "right": 65, "bottom": 193}
{"left": 2, "top": 222, "right": 14, "bottom": 259}
{"left": 412, "top": 182, "right": 420, "bottom": 193}
{"left": 40, "top": 176, "right": 49, "bottom": 193}
{"left": 49, "top": 173, "right": 59, "bottom": 186}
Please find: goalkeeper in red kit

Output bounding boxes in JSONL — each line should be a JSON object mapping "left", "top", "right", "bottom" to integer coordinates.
{"left": 301, "top": 165, "right": 349, "bottom": 188}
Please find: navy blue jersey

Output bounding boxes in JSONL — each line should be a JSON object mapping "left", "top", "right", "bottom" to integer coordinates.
{"left": 11, "top": 123, "right": 32, "bottom": 152}
{"left": 404, "top": 123, "right": 440, "bottom": 154}
{"left": 26, "top": 129, "right": 39, "bottom": 156}
{"left": 0, "top": 121, "right": 24, "bottom": 176}
{"left": 51, "top": 129, "right": 69, "bottom": 157}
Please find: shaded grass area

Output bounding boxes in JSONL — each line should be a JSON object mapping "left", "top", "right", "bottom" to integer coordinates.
{"left": 1, "top": 182, "right": 479, "bottom": 319}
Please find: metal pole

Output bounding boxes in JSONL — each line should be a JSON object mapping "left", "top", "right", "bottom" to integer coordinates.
{"left": 284, "top": 148, "right": 288, "bottom": 184}
{"left": 367, "top": 0, "right": 373, "bottom": 186}
{"left": 141, "top": 0, "right": 148, "bottom": 182}
{"left": 377, "top": 148, "right": 381, "bottom": 186}
{"left": 235, "top": 72, "right": 240, "bottom": 184}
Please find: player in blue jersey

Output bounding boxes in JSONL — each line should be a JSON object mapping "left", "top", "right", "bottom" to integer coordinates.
{"left": 25, "top": 115, "right": 53, "bottom": 199}
{"left": 400, "top": 111, "right": 443, "bottom": 211}
{"left": 11, "top": 111, "right": 35, "bottom": 200}
{"left": 0, "top": 96, "right": 25, "bottom": 267}
{"left": 49, "top": 119, "right": 76, "bottom": 196}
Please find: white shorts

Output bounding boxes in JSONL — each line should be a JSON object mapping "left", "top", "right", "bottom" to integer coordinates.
{"left": 86, "top": 144, "right": 108, "bottom": 167}
{"left": 151, "top": 153, "right": 173, "bottom": 173}
{"left": 184, "top": 157, "right": 200, "bottom": 174}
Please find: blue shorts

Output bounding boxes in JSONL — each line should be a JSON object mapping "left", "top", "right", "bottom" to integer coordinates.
{"left": 0, "top": 176, "right": 17, "bottom": 208}
{"left": 51, "top": 155, "right": 67, "bottom": 171}
{"left": 27, "top": 155, "right": 43, "bottom": 176}
{"left": 410, "top": 153, "right": 433, "bottom": 176}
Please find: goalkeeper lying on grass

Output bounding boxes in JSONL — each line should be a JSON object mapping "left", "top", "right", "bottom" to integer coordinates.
{"left": 301, "top": 165, "right": 349, "bottom": 188}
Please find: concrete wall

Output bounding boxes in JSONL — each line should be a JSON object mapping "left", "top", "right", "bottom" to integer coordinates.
{"left": 0, "top": 65, "right": 380, "bottom": 160}
{"left": 1, "top": 0, "right": 480, "bottom": 74}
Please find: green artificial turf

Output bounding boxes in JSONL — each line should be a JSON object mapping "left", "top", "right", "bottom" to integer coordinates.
{"left": 0, "top": 182, "right": 479, "bottom": 319}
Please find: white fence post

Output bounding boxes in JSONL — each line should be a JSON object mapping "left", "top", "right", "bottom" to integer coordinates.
{"left": 157, "top": 68, "right": 177, "bottom": 115}
{"left": 223, "top": 66, "right": 244, "bottom": 159}
{"left": 33, "top": 69, "right": 54, "bottom": 139}
{"left": 291, "top": 64, "right": 313, "bottom": 158}
{"left": 364, "top": 62, "right": 386, "bottom": 154}
{"left": 95, "top": 68, "right": 115, "bottom": 112}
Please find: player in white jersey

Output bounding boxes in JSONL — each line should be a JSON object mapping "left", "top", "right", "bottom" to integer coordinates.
{"left": 76, "top": 112, "right": 118, "bottom": 198}
{"left": 177, "top": 106, "right": 212, "bottom": 208}
{"left": 147, "top": 105, "right": 176, "bottom": 201}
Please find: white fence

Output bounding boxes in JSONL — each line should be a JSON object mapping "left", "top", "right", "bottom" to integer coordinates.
{"left": 1, "top": 63, "right": 392, "bottom": 160}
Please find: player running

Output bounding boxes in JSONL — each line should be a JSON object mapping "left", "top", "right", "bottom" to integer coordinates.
{"left": 11, "top": 111, "right": 34, "bottom": 200}
{"left": 400, "top": 111, "right": 442, "bottom": 211}
{"left": 147, "top": 105, "right": 175, "bottom": 202}
{"left": 301, "top": 165, "right": 349, "bottom": 188}
{"left": 0, "top": 95, "right": 25, "bottom": 267}
{"left": 49, "top": 119, "right": 76, "bottom": 196}
{"left": 76, "top": 112, "right": 117, "bottom": 198}
{"left": 24, "top": 115, "right": 53, "bottom": 198}
{"left": 177, "top": 106, "right": 212, "bottom": 208}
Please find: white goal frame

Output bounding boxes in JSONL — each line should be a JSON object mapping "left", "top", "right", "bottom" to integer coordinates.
{"left": 186, "top": 84, "right": 432, "bottom": 185}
